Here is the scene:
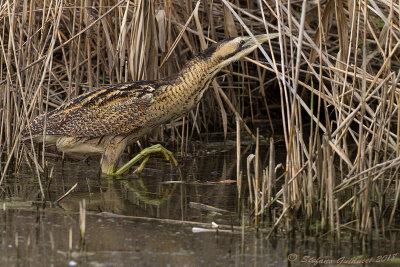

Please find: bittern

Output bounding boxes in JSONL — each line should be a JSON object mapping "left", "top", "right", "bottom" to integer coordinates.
{"left": 23, "top": 33, "right": 278, "bottom": 175}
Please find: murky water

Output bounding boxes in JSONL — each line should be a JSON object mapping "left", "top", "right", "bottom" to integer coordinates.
{"left": 1, "top": 145, "right": 400, "bottom": 266}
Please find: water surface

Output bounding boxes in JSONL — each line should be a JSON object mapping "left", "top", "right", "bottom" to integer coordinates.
{"left": 1, "top": 147, "right": 399, "bottom": 266}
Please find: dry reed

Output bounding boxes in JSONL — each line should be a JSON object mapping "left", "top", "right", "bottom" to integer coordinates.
{"left": 0, "top": 0, "right": 399, "bottom": 236}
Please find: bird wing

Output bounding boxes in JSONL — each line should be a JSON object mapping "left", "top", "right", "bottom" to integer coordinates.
{"left": 26, "top": 82, "right": 157, "bottom": 138}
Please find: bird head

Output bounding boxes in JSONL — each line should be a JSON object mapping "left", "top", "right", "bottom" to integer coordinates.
{"left": 201, "top": 33, "right": 279, "bottom": 72}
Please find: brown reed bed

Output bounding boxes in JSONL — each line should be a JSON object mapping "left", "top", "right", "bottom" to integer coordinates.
{"left": 1, "top": 0, "right": 400, "bottom": 237}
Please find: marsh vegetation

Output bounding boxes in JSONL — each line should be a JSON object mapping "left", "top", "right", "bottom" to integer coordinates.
{"left": 0, "top": 0, "right": 400, "bottom": 247}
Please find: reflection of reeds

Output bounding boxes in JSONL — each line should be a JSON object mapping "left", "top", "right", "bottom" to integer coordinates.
{"left": 1, "top": 1, "right": 399, "bottom": 236}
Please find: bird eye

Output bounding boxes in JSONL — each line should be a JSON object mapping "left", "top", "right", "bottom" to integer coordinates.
{"left": 240, "top": 39, "right": 246, "bottom": 45}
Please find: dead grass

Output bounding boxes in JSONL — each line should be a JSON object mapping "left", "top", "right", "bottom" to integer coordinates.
{"left": 0, "top": 0, "right": 399, "bottom": 236}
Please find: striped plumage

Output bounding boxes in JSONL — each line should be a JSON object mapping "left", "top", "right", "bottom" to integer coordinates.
{"left": 23, "top": 33, "right": 279, "bottom": 174}
{"left": 27, "top": 81, "right": 171, "bottom": 138}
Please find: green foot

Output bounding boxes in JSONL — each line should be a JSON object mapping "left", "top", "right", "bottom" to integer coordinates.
{"left": 107, "top": 144, "right": 179, "bottom": 176}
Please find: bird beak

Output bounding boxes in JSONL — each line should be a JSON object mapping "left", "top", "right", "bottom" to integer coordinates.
{"left": 245, "top": 33, "right": 280, "bottom": 48}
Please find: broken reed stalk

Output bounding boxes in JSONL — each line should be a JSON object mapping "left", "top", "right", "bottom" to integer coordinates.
{"left": 254, "top": 128, "right": 260, "bottom": 226}
{"left": 69, "top": 227, "right": 72, "bottom": 252}
{"left": 324, "top": 134, "right": 335, "bottom": 236}
{"left": 236, "top": 116, "right": 241, "bottom": 199}
{"left": 268, "top": 138, "right": 275, "bottom": 198}
{"left": 79, "top": 199, "right": 86, "bottom": 249}
{"left": 246, "top": 154, "right": 255, "bottom": 206}
{"left": 261, "top": 168, "right": 267, "bottom": 217}
{"left": 266, "top": 137, "right": 276, "bottom": 219}
{"left": 54, "top": 182, "right": 78, "bottom": 205}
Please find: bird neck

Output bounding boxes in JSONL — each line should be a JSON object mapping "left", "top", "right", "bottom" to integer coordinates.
{"left": 151, "top": 56, "right": 224, "bottom": 122}
{"left": 176, "top": 56, "right": 221, "bottom": 93}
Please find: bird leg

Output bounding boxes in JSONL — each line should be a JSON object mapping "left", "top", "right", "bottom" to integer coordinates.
{"left": 101, "top": 137, "right": 128, "bottom": 174}
{"left": 108, "top": 144, "right": 178, "bottom": 176}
